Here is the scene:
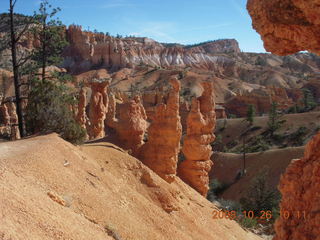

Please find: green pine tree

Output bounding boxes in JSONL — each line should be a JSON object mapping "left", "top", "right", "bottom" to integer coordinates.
{"left": 302, "top": 88, "right": 316, "bottom": 111}
{"left": 246, "top": 104, "right": 255, "bottom": 126}
{"left": 25, "top": 0, "right": 86, "bottom": 144}
{"left": 267, "top": 102, "right": 281, "bottom": 137}
{"left": 30, "top": 0, "right": 68, "bottom": 81}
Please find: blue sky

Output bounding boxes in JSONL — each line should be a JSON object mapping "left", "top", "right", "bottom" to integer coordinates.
{"left": 0, "top": 0, "right": 266, "bottom": 52}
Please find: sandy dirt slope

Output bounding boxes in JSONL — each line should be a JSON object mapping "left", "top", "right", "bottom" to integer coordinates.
{"left": 211, "top": 147, "right": 304, "bottom": 201}
{"left": 0, "top": 134, "right": 262, "bottom": 240}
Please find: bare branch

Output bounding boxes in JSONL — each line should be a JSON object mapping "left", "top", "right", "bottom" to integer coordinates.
{"left": 16, "top": 17, "right": 36, "bottom": 42}
{"left": 17, "top": 54, "right": 32, "bottom": 68}
{"left": 12, "top": 0, "right": 18, "bottom": 8}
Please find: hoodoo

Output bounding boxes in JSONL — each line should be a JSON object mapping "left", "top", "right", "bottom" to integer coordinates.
{"left": 139, "top": 77, "right": 182, "bottom": 183}
{"left": 106, "top": 95, "right": 148, "bottom": 157}
{"left": 76, "top": 88, "right": 88, "bottom": 134}
{"left": 88, "top": 81, "right": 109, "bottom": 139}
{"left": 178, "top": 82, "right": 216, "bottom": 196}
{"left": 8, "top": 102, "right": 20, "bottom": 140}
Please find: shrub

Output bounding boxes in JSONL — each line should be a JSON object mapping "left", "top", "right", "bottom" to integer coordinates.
{"left": 227, "top": 139, "right": 238, "bottom": 149}
{"left": 239, "top": 217, "right": 258, "bottom": 229}
{"left": 212, "top": 134, "right": 223, "bottom": 151}
{"left": 207, "top": 179, "right": 230, "bottom": 201}
{"left": 289, "top": 126, "right": 309, "bottom": 146}
{"left": 240, "top": 169, "right": 280, "bottom": 215}
{"left": 244, "top": 136, "right": 270, "bottom": 153}
{"left": 219, "top": 119, "right": 227, "bottom": 131}
{"left": 249, "top": 126, "right": 262, "bottom": 132}
{"left": 228, "top": 113, "right": 237, "bottom": 119}
{"left": 267, "top": 102, "right": 283, "bottom": 137}
{"left": 26, "top": 74, "right": 86, "bottom": 144}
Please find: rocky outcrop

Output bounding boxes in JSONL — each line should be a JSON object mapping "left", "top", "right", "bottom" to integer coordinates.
{"left": 215, "top": 105, "right": 227, "bottom": 119}
{"left": 76, "top": 88, "right": 88, "bottom": 138}
{"left": 142, "top": 89, "right": 165, "bottom": 121}
{"left": 88, "top": 81, "right": 109, "bottom": 139}
{"left": 139, "top": 77, "right": 182, "bottom": 183}
{"left": 107, "top": 95, "right": 148, "bottom": 157}
{"left": 246, "top": 1, "right": 320, "bottom": 239}
{"left": 178, "top": 82, "right": 216, "bottom": 196}
{"left": 8, "top": 102, "right": 20, "bottom": 140}
{"left": 247, "top": 0, "right": 320, "bottom": 55}
{"left": 0, "top": 102, "right": 10, "bottom": 126}
{"left": 273, "top": 132, "right": 320, "bottom": 240}
{"left": 179, "top": 101, "right": 190, "bottom": 132}
{"left": 224, "top": 86, "right": 302, "bottom": 117}
{"left": 106, "top": 92, "right": 116, "bottom": 121}
{"left": 63, "top": 25, "right": 240, "bottom": 73}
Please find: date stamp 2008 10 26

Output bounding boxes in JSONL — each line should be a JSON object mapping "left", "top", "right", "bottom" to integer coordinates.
{"left": 212, "top": 209, "right": 307, "bottom": 222}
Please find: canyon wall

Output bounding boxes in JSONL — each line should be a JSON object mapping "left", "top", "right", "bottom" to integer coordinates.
{"left": 225, "top": 86, "right": 301, "bottom": 117}
{"left": 63, "top": 25, "right": 240, "bottom": 73}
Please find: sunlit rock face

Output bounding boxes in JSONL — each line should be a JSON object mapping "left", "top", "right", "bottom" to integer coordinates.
{"left": 63, "top": 25, "right": 240, "bottom": 73}
{"left": 178, "top": 82, "right": 216, "bottom": 196}
{"left": 274, "top": 132, "right": 320, "bottom": 240}
{"left": 106, "top": 96, "right": 148, "bottom": 158}
{"left": 247, "top": 1, "right": 320, "bottom": 239}
{"left": 8, "top": 102, "right": 20, "bottom": 140}
{"left": 247, "top": 0, "right": 320, "bottom": 55}
{"left": 88, "top": 81, "right": 109, "bottom": 140}
{"left": 139, "top": 77, "right": 182, "bottom": 183}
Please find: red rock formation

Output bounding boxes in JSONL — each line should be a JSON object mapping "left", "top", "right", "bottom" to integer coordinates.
{"left": 215, "top": 104, "right": 227, "bottom": 119}
{"left": 224, "top": 87, "right": 301, "bottom": 117}
{"left": 179, "top": 101, "right": 190, "bottom": 132}
{"left": 0, "top": 103, "right": 10, "bottom": 126}
{"left": 76, "top": 88, "right": 88, "bottom": 138}
{"left": 8, "top": 102, "right": 20, "bottom": 140}
{"left": 0, "top": 99, "right": 11, "bottom": 137}
{"left": 106, "top": 92, "right": 116, "bottom": 122}
{"left": 107, "top": 95, "right": 148, "bottom": 157}
{"left": 178, "top": 82, "right": 216, "bottom": 196}
{"left": 247, "top": 1, "right": 320, "bottom": 239}
{"left": 142, "top": 89, "right": 165, "bottom": 121}
{"left": 88, "top": 81, "right": 109, "bottom": 139}
{"left": 247, "top": 0, "right": 320, "bottom": 55}
{"left": 273, "top": 132, "right": 320, "bottom": 240}
{"left": 63, "top": 25, "right": 240, "bottom": 73}
{"left": 139, "top": 77, "right": 182, "bottom": 183}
